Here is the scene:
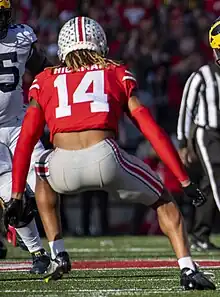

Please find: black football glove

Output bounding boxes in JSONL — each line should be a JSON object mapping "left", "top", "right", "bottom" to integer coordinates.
{"left": 4, "top": 198, "right": 23, "bottom": 229}
{"left": 183, "top": 182, "right": 206, "bottom": 207}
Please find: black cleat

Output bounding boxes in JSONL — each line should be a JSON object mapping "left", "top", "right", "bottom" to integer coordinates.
{"left": 44, "top": 251, "right": 71, "bottom": 282}
{"left": 180, "top": 267, "right": 216, "bottom": 290}
{"left": 30, "top": 249, "right": 50, "bottom": 274}
{"left": 191, "top": 238, "right": 220, "bottom": 252}
{"left": 0, "top": 239, "right": 7, "bottom": 259}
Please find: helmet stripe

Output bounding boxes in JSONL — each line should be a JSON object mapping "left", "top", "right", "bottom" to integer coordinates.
{"left": 81, "top": 17, "right": 86, "bottom": 42}
{"left": 75, "top": 17, "right": 79, "bottom": 42}
{"left": 78, "top": 16, "right": 83, "bottom": 42}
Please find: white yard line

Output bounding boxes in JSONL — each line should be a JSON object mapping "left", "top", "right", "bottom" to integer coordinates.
{"left": 66, "top": 247, "right": 171, "bottom": 252}
{"left": 1, "top": 284, "right": 220, "bottom": 296}
{"left": 1, "top": 288, "right": 220, "bottom": 296}
{"left": 0, "top": 278, "right": 177, "bottom": 283}
{"left": 0, "top": 288, "right": 183, "bottom": 293}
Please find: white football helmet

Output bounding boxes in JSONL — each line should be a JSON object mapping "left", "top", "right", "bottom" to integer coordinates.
{"left": 57, "top": 17, "right": 108, "bottom": 62}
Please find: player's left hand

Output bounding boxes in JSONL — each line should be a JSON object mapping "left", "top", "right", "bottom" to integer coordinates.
{"left": 4, "top": 198, "right": 23, "bottom": 228}
{"left": 183, "top": 182, "right": 207, "bottom": 207}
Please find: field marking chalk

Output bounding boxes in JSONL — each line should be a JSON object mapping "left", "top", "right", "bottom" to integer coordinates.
{"left": 0, "top": 259, "right": 220, "bottom": 272}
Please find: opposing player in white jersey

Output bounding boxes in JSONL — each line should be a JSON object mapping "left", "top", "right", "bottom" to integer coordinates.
{"left": 0, "top": 0, "right": 50, "bottom": 273}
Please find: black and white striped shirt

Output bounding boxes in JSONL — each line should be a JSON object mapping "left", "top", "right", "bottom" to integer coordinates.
{"left": 177, "top": 64, "right": 220, "bottom": 148}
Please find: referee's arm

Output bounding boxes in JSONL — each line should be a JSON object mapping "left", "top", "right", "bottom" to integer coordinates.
{"left": 177, "top": 71, "right": 202, "bottom": 148}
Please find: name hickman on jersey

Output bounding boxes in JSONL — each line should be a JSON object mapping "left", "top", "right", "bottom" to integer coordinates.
{"left": 53, "top": 64, "right": 105, "bottom": 74}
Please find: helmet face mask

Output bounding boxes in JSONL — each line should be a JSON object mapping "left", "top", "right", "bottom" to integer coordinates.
{"left": 0, "top": 0, "right": 12, "bottom": 40}
{"left": 57, "top": 17, "right": 108, "bottom": 62}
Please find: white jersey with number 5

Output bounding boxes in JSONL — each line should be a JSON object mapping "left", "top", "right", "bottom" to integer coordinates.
{"left": 0, "top": 24, "right": 36, "bottom": 124}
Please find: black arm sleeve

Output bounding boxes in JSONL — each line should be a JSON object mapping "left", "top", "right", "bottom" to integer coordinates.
{"left": 25, "top": 43, "right": 53, "bottom": 76}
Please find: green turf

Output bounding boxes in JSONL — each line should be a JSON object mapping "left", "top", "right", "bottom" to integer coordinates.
{"left": 0, "top": 235, "right": 220, "bottom": 296}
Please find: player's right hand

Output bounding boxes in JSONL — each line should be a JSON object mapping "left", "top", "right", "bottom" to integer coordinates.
{"left": 4, "top": 198, "right": 23, "bottom": 228}
{"left": 183, "top": 182, "right": 207, "bottom": 207}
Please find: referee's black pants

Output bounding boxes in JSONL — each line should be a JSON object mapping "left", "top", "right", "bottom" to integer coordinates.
{"left": 81, "top": 190, "right": 109, "bottom": 236}
{"left": 189, "top": 126, "right": 220, "bottom": 241}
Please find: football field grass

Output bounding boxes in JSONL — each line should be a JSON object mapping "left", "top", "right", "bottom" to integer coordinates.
{"left": 1, "top": 235, "right": 220, "bottom": 296}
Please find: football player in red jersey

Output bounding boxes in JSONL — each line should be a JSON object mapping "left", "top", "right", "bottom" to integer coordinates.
{"left": 4, "top": 17, "right": 215, "bottom": 289}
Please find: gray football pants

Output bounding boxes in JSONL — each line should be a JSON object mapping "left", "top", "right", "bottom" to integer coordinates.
{"left": 35, "top": 138, "right": 164, "bottom": 206}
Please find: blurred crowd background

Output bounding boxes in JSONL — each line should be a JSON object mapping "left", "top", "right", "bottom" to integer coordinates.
{"left": 13, "top": 0, "right": 220, "bottom": 236}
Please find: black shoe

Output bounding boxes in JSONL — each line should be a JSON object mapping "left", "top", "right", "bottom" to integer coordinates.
{"left": 180, "top": 267, "right": 216, "bottom": 290}
{"left": 44, "top": 251, "right": 71, "bottom": 282}
{"left": 191, "top": 238, "right": 220, "bottom": 252}
{"left": 0, "top": 239, "right": 7, "bottom": 259}
{"left": 30, "top": 249, "right": 50, "bottom": 274}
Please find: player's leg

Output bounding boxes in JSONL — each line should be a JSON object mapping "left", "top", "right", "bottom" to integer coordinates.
{"left": 34, "top": 148, "right": 75, "bottom": 263}
{"left": 33, "top": 141, "right": 118, "bottom": 280}
{"left": 35, "top": 175, "right": 71, "bottom": 281}
{"left": 9, "top": 125, "right": 50, "bottom": 274}
{"left": 192, "top": 127, "right": 220, "bottom": 250}
{"left": 152, "top": 193, "right": 215, "bottom": 290}
{"left": 105, "top": 138, "right": 215, "bottom": 290}
{"left": 0, "top": 171, "right": 49, "bottom": 274}
{"left": 152, "top": 192, "right": 190, "bottom": 261}
{"left": 0, "top": 142, "right": 30, "bottom": 257}
{"left": 106, "top": 139, "right": 189, "bottom": 259}
{"left": 34, "top": 150, "right": 63, "bottom": 250}
{"left": 0, "top": 142, "right": 13, "bottom": 259}
{"left": 22, "top": 141, "right": 52, "bottom": 274}
{"left": 0, "top": 196, "right": 7, "bottom": 259}
{"left": 0, "top": 145, "right": 44, "bottom": 260}
{"left": 35, "top": 149, "right": 75, "bottom": 280}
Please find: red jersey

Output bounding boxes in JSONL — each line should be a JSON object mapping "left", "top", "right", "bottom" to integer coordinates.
{"left": 28, "top": 64, "right": 137, "bottom": 141}
{"left": 13, "top": 63, "right": 189, "bottom": 194}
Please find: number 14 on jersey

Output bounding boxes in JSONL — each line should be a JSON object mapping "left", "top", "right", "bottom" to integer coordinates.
{"left": 54, "top": 70, "right": 109, "bottom": 119}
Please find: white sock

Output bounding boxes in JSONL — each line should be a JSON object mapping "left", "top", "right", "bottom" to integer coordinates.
{"left": 16, "top": 218, "right": 43, "bottom": 253}
{"left": 49, "top": 239, "right": 65, "bottom": 259}
{"left": 178, "top": 256, "right": 195, "bottom": 271}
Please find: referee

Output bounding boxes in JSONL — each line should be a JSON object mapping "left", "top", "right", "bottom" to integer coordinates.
{"left": 177, "top": 17, "right": 220, "bottom": 251}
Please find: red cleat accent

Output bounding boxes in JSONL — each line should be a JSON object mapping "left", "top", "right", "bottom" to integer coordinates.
{"left": 6, "top": 225, "right": 17, "bottom": 247}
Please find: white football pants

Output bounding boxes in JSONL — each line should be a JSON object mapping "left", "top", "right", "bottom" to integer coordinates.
{"left": 0, "top": 114, "right": 44, "bottom": 202}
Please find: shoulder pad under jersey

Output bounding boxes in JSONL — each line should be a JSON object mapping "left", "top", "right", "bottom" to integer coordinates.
{"left": 8, "top": 24, "right": 37, "bottom": 46}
